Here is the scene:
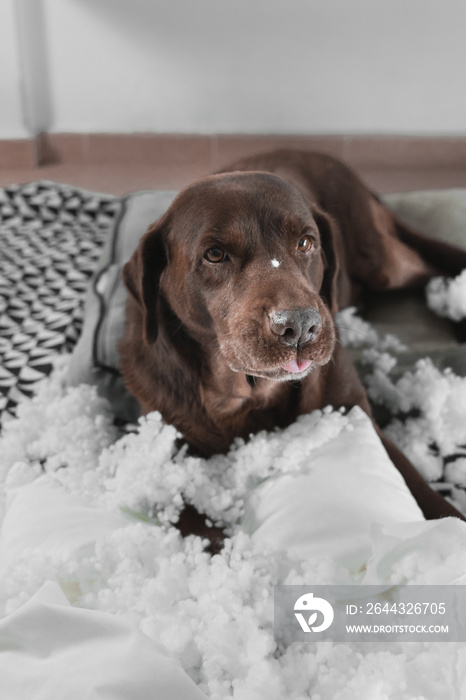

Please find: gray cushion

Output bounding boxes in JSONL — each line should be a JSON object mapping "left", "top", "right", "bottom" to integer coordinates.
{"left": 370, "top": 190, "right": 466, "bottom": 363}
{"left": 383, "top": 189, "right": 466, "bottom": 250}
{"left": 67, "top": 190, "right": 177, "bottom": 421}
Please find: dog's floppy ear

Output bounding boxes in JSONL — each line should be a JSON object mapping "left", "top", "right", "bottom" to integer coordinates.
{"left": 122, "top": 221, "right": 167, "bottom": 345}
{"left": 312, "top": 206, "right": 347, "bottom": 314}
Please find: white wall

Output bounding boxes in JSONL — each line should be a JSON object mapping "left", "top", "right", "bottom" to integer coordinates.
{"left": 0, "top": 0, "right": 29, "bottom": 138}
{"left": 2, "top": 0, "right": 466, "bottom": 138}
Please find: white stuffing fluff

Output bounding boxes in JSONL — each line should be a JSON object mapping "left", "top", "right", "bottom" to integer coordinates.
{"left": 1, "top": 301, "right": 466, "bottom": 698}
{"left": 363, "top": 355, "right": 466, "bottom": 482}
{"left": 335, "top": 306, "right": 379, "bottom": 348}
{"left": 337, "top": 303, "right": 466, "bottom": 484}
{"left": 426, "top": 269, "right": 466, "bottom": 321}
{"left": 0, "top": 357, "right": 117, "bottom": 486}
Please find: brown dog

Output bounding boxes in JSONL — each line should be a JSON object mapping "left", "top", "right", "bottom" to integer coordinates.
{"left": 120, "top": 149, "right": 466, "bottom": 524}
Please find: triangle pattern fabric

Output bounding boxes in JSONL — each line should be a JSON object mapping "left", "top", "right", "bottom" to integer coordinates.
{"left": 0, "top": 181, "right": 121, "bottom": 426}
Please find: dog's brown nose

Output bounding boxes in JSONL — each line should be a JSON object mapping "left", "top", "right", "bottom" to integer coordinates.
{"left": 269, "top": 308, "right": 322, "bottom": 347}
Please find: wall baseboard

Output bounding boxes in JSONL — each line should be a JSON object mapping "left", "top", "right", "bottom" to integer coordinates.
{"left": 0, "top": 138, "right": 39, "bottom": 169}
{"left": 3, "top": 133, "right": 466, "bottom": 172}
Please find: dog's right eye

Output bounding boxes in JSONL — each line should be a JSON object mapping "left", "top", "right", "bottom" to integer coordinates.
{"left": 204, "top": 247, "right": 228, "bottom": 263}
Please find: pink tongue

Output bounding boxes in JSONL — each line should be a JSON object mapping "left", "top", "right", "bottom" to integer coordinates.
{"left": 281, "top": 359, "right": 312, "bottom": 374}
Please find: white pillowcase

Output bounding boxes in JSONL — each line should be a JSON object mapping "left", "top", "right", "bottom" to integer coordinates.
{"left": 241, "top": 407, "right": 425, "bottom": 572}
{"left": 0, "top": 477, "right": 207, "bottom": 700}
{"left": 0, "top": 581, "right": 207, "bottom": 700}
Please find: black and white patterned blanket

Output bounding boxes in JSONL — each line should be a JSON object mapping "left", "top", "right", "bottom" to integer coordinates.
{"left": 0, "top": 181, "right": 121, "bottom": 427}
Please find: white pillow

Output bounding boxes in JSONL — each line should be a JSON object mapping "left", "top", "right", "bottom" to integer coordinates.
{"left": 241, "top": 407, "right": 424, "bottom": 572}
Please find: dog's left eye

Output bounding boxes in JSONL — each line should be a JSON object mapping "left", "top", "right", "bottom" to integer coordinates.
{"left": 297, "top": 235, "right": 313, "bottom": 253}
{"left": 204, "top": 246, "right": 228, "bottom": 263}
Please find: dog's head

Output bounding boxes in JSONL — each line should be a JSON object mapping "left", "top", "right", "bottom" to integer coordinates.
{"left": 123, "top": 171, "right": 340, "bottom": 382}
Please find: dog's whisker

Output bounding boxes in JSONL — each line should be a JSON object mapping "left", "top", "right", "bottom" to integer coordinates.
{"left": 336, "top": 325, "right": 376, "bottom": 340}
